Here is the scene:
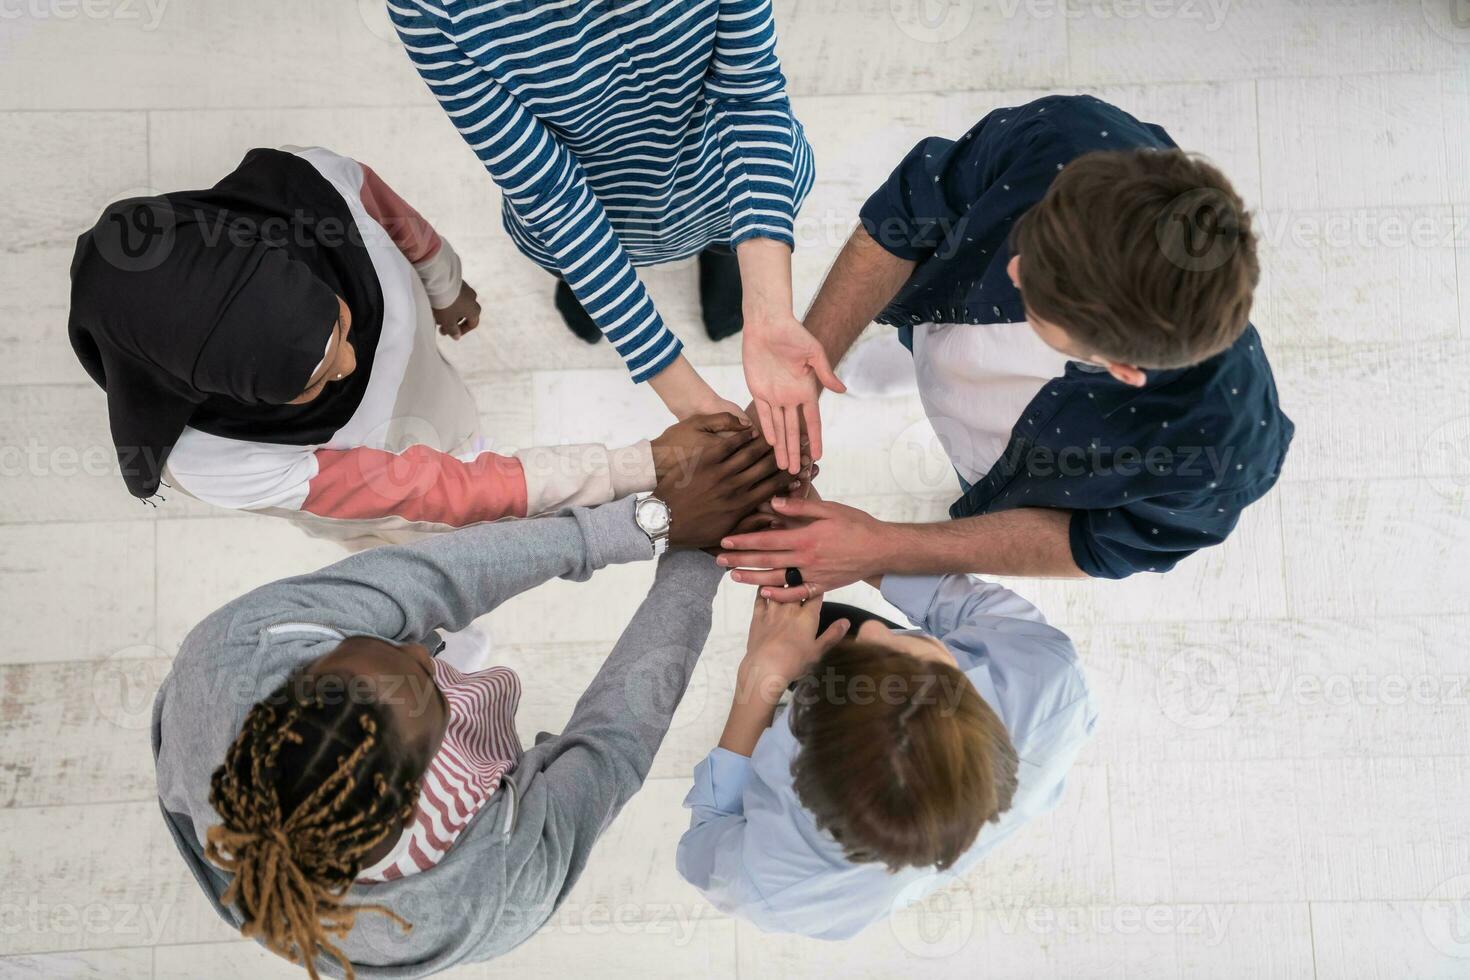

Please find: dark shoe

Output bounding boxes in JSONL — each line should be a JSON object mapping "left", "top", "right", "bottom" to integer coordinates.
{"left": 554, "top": 280, "right": 603, "bottom": 344}
{"left": 698, "top": 248, "right": 744, "bottom": 341}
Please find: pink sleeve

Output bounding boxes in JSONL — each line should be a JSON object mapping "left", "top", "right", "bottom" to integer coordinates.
{"left": 301, "top": 445, "right": 529, "bottom": 527}
{"left": 357, "top": 162, "right": 444, "bottom": 264}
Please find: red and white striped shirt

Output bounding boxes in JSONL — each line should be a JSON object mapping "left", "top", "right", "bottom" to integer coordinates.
{"left": 357, "top": 658, "right": 522, "bottom": 882}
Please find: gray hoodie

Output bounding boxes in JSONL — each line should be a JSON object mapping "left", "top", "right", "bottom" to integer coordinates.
{"left": 152, "top": 497, "right": 723, "bottom": 976}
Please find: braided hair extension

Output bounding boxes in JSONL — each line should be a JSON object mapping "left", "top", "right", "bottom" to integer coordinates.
{"left": 205, "top": 671, "right": 422, "bottom": 980}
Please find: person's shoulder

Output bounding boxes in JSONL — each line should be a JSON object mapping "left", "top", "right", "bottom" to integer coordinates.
{"left": 972, "top": 614, "right": 1087, "bottom": 703}
{"left": 1007, "top": 95, "right": 1163, "bottom": 145}
{"left": 1179, "top": 324, "right": 1294, "bottom": 478}
{"left": 1001, "top": 648, "right": 1096, "bottom": 764}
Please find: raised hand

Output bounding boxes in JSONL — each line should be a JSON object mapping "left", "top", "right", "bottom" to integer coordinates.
{"left": 742, "top": 311, "right": 845, "bottom": 475}
{"left": 742, "top": 591, "right": 851, "bottom": 690}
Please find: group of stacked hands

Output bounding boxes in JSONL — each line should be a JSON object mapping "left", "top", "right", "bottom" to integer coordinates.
{"left": 63, "top": 2, "right": 1294, "bottom": 977}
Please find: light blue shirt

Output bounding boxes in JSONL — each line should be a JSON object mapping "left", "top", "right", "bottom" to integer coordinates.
{"left": 676, "top": 574, "right": 1097, "bottom": 939}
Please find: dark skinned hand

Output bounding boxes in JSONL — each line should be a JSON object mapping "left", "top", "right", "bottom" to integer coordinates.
{"left": 433, "top": 282, "right": 481, "bottom": 339}
{"left": 655, "top": 415, "right": 809, "bottom": 550}
{"left": 651, "top": 412, "right": 751, "bottom": 483}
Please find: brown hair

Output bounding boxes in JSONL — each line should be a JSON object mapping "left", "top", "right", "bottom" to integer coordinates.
{"left": 206, "top": 673, "right": 421, "bottom": 980}
{"left": 1012, "top": 148, "right": 1259, "bottom": 369}
{"left": 787, "top": 642, "right": 1018, "bottom": 872}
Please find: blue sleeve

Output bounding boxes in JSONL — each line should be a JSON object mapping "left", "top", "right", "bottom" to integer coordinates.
{"left": 389, "top": 2, "right": 682, "bottom": 382}
{"left": 1068, "top": 491, "right": 1244, "bottom": 580}
{"left": 880, "top": 573, "right": 1050, "bottom": 638}
{"left": 704, "top": 0, "right": 806, "bottom": 248}
{"left": 684, "top": 748, "right": 754, "bottom": 823}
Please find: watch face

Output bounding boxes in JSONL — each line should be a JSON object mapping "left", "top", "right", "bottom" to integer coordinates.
{"left": 637, "top": 497, "right": 671, "bottom": 535}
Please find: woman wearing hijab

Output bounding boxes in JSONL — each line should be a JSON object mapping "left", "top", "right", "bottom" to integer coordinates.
{"left": 389, "top": 0, "right": 845, "bottom": 475}
{"left": 69, "top": 144, "right": 754, "bottom": 547}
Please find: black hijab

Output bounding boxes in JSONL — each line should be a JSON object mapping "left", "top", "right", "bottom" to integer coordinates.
{"left": 68, "top": 148, "right": 384, "bottom": 499}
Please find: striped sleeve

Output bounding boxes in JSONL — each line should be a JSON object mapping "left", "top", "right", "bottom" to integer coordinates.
{"left": 703, "top": 0, "right": 801, "bottom": 248}
{"left": 388, "top": 0, "right": 683, "bottom": 383}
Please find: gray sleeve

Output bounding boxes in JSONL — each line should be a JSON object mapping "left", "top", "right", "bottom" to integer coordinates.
{"left": 493, "top": 550, "right": 725, "bottom": 940}
{"left": 190, "top": 498, "right": 653, "bottom": 645}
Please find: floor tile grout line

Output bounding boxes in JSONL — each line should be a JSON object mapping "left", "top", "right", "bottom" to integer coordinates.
{"left": 1306, "top": 900, "right": 1320, "bottom": 980}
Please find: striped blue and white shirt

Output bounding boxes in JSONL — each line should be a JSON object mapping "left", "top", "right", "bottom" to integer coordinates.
{"left": 390, "top": 0, "right": 816, "bottom": 382}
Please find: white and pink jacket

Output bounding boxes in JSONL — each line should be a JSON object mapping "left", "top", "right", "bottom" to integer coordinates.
{"left": 164, "top": 146, "right": 655, "bottom": 546}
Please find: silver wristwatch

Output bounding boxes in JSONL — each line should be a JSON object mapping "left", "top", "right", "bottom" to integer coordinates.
{"left": 634, "top": 492, "right": 672, "bottom": 556}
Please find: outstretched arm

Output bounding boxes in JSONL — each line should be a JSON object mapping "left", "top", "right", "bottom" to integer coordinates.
{"left": 390, "top": 3, "right": 735, "bottom": 418}
{"left": 526, "top": 549, "right": 727, "bottom": 865}
{"left": 701, "top": 0, "right": 843, "bottom": 470}
{"left": 802, "top": 224, "right": 917, "bottom": 370}
{"left": 741, "top": 224, "right": 917, "bottom": 448}
{"left": 720, "top": 496, "right": 1084, "bottom": 603}
{"left": 209, "top": 496, "right": 658, "bottom": 645}
{"left": 169, "top": 415, "right": 756, "bottom": 532}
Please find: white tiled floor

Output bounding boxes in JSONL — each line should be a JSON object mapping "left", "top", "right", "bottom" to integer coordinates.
{"left": 0, "top": 2, "right": 1467, "bottom": 978}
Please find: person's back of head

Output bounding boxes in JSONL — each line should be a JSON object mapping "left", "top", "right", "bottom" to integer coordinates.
{"left": 206, "top": 671, "right": 421, "bottom": 980}
{"left": 787, "top": 642, "right": 1018, "bottom": 872}
{"left": 1012, "top": 147, "right": 1259, "bottom": 370}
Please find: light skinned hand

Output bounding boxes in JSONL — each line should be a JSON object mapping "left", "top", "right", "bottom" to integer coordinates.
{"left": 718, "top": 493, "right": 886, "bottom": 603}
{"left": 742, "top": 591, "right": 850, "bottom": 691}
{"left": 742, "top": 312, "right": 845, "bottom": 474}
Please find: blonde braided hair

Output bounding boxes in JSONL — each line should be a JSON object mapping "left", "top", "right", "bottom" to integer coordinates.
{"left": 206, "top": 676, "right": 421, "bottom": 979}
